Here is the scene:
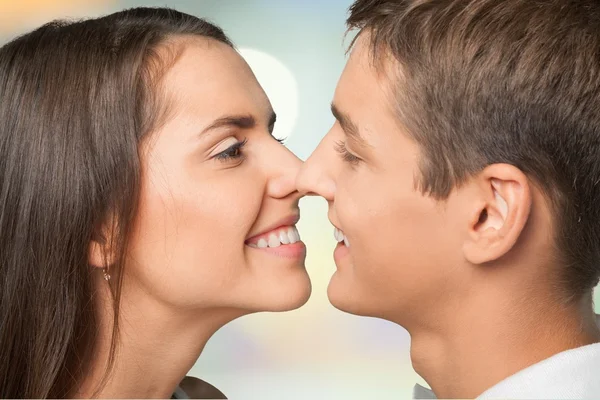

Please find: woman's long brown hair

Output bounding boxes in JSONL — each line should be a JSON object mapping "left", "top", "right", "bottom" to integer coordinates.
{"left": 0, "top": 8, "right": 232, "bottom": 398}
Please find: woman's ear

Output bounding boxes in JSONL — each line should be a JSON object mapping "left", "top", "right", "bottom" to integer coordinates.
{"left": 462, "top": 164, "right": 532, "bottom": 265}
{"left": 88, "top": 217, "right": 118, "bottom": 270}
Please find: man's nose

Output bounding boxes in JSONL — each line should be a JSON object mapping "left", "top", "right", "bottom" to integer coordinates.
{"left": 295, "top": 136, "right": 336, "bottom": 201}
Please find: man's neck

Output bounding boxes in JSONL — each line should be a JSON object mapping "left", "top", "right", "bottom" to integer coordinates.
{"left": 406, "top": 289, "right": 600, "bottom": 399}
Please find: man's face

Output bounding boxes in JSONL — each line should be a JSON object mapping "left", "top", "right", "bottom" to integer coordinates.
{"left": 296, "top": 35, "right": 467, "bottom": 322}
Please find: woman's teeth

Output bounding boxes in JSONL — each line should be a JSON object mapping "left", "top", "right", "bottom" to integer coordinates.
{"left": 334, "top": 227, "right": 350, "bottom": 247}
{"left": 248, "top": 226, "right": 301, "bottom": 248}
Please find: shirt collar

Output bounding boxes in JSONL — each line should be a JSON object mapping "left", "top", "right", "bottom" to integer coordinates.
{"left": 413, "top": 314, "right": 600, "bottom": 399}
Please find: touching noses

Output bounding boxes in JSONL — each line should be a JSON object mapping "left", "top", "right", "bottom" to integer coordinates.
{"left": 295, "top": 135, "right": 336, "bottom": 201}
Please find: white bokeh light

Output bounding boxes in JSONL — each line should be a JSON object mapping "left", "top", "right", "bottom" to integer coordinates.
{"left": 239, "top": 48, "right": 299, "bottom": 141}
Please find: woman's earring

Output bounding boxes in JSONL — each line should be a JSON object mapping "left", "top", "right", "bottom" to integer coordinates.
{"left": 103, "top": 267, "right": 111, "bottom": 281}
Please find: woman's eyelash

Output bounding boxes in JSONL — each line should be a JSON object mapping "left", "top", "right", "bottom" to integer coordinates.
{"left": 335, "top": 140, "right": 361, "bottom": 165}
{"left": 214, "top": 138, "right": 248, "bottom": 161}
{"left": 275, "top": 137, "right": 286, "bottom": 144}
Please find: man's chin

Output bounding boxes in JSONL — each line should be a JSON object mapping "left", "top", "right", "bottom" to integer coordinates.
{"left": 327, "top": 273, "right": 374, "bottom": 317}
{"left": 327, "top": 272, "right": 404, "bottom": 321}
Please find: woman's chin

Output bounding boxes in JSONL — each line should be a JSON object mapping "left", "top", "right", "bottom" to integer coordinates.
{"left": 245, "top": 273, "right": 312, "bottom": 312}
{"left": 272, "top": 282, "right": 312, "bottom": 312}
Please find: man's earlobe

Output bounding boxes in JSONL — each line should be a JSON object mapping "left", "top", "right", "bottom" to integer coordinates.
{"left": 463, "top": 164, "right": 532, "bottom": 265}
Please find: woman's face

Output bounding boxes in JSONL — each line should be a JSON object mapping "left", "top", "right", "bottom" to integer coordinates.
{"left": 126, "top": 37, "right": 311, "bottom": 313}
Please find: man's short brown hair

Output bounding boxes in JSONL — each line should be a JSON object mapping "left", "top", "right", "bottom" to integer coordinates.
{"left": 347, "top": 0, "right": 600, "bottom": 299}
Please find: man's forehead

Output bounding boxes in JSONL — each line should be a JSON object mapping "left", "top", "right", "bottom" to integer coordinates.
{"left": 347, "top": 31, "right": 372, "bottom": 67}
{"left": 334, "top": 37, "right": 405, "bottom": 146}
{"left": 337, "top": 41, "right": 397, "bottom": 108}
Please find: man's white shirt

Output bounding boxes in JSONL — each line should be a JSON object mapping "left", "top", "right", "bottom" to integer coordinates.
{"left": 413, "top": 314, "right": 600, "bottom": 399}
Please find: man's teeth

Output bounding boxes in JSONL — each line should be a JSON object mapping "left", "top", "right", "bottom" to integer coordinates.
{"left": 334, "top": 227, "right": 350, "bottom": 247}
{"left": 251, "top": 226, "right": 301, "bottom": 248}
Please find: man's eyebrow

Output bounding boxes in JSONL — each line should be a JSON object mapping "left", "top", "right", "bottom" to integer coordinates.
{"left": 330, "top": 103, "right": 368, "bottom": 147}
{"left": 201, "top": 110, "right": 277, "bottom": 135}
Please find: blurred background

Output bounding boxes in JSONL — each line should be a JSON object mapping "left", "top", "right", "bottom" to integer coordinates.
{"left": 1, "top": 1, "right": 599, "bottom": 399}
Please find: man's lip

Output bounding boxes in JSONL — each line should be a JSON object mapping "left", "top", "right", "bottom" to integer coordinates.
{"left": 245, "top": 214, "right": 300, "bottom": 243}
{"left": 329, "top": 219, "right": 342, "bottom": 231}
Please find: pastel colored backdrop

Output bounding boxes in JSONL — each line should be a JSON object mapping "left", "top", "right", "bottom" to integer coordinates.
{"left": 1, "top": 1, "right": 598, "bottom": 399}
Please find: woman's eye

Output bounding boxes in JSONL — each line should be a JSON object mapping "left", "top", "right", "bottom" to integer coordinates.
{"left": 214, "top": 138, "right": 248, "bottom": 162}
{"left": 335, "top": 140, "right": 361, "bottom": 165}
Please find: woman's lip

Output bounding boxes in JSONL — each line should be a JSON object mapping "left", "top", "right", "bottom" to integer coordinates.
{"left": 246, "top": 241, "right": 306, "bottom": 259}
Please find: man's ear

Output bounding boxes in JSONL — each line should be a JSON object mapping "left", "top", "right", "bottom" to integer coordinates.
{"left": 462, "top": 164, "right": 532, "bottom": 265}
